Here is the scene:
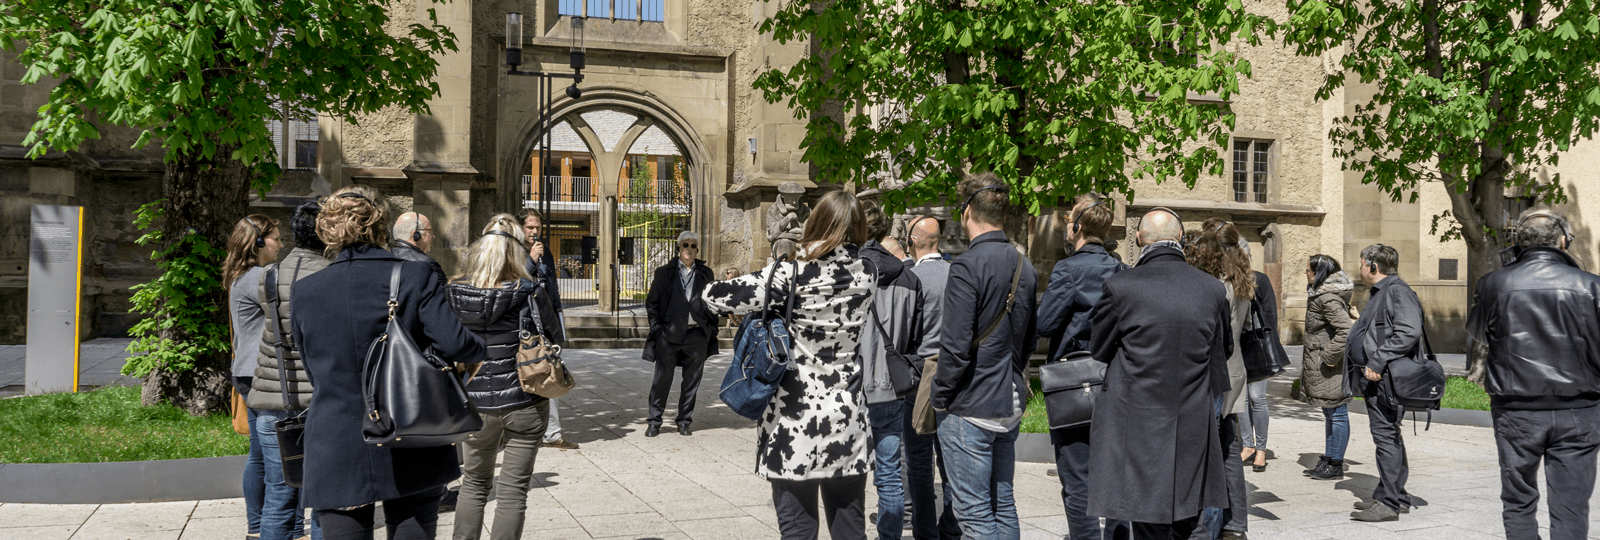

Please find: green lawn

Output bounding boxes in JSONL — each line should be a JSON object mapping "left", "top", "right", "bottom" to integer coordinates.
{"left": 1025, "top": 375, "right": 1492, "bottom": 434}
{"left": 0, "top": 386, "right": 248, "bottom": 463}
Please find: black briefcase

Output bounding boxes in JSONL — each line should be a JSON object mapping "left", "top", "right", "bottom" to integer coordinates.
{"left": 1040, "top": 351, "right": 1106, "bottom": 430}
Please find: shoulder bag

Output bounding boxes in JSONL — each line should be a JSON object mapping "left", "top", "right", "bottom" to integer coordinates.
{"left": 1241, "top": 298, "right": 1289, "bottom": 383}
{"left": 1383, "top": 323, "right": 1446, "bottom": 430}
{"left": 719, "top": 257, "right": 798, "bottom": 420}
{"left": 912, "top": 250, "right": 1025, "bottom": 435}
{"left": 868, "top": 302, "right": 919, "bottom": 398}
{"left": 516, "top": 287, "right": 576, "bottom": 398}
{"left": 361, "top": 262, "right": 484, "bottom": 447}
{"left": 263, "top": 265, "right": 308, "bottom": 488}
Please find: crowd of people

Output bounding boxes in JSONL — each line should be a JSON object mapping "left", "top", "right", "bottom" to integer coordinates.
{"left": 222, "top": 177, "right": 1600, "bottom": 540}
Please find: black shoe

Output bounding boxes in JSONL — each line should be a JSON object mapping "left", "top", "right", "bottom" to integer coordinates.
{"left": 678, "top": 424, "right": 692, "bottom": 436}
{"left": 1353, "top": 499, "right": 1409, "bottom": 513}
{"left": 1219, "top": 531, "right": 1248, "bottom": 540}
{"left": 645, "top": 424, "right": 660, "bottom": 437}
{"left": 1304, "top": 455, "right": 1330, "bottom": 476}
{"left": 1308, "top": 461, "right": 1344, "bottom": 481}
{"left": 438, "top": 488, "right": 458, "bottom": 512}
{"left": 1351, "top": 503, "right": 1399, "bottom": 522}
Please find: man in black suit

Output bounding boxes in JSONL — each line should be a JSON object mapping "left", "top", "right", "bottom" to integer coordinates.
{"left": 1347, "top": 243, "right": 1422, "bottom": 522}
{"left": 644, "top": 231, "right": 718, "bottom": 437}
{"left": 391, "top": 212, "right": 445, "bottom": 283}
{"left": 1087, "top": 208, "right": 1234, "bottom": 539}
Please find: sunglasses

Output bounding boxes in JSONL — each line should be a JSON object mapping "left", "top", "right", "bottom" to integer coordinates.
{"left": 680, "top": 243, "right": 699, "bottom": 249}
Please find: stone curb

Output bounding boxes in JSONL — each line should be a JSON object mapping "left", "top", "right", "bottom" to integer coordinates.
{"left": 0, "top": 455, "right": 244, "bottom": 504}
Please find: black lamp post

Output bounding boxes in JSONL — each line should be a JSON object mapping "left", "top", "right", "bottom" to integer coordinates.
{"left": 507, "top": 13, "right": 585, "bottom": 220}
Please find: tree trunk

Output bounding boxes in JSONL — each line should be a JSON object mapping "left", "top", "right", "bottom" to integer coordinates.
{"left": 1463, "top": 237, "right": 1502, "bottom": 384}
{"left": 140, "top": 135, "right": 252, "bottom": 416}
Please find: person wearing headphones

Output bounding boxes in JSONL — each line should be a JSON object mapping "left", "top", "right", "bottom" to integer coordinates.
{"left": 1035, "top": 193, "right": 1130, "bottom": 540}
{"left": 392, "top": 211, "right": 445, "bottom": 283}
{"left": 1467, "top": 209, "right": 1600, "bottom": 540}
{"left": 1345, "top": 243, "right": 1422, "bottom": 522}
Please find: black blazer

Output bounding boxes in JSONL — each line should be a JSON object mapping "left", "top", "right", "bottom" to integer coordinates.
{"left": 645, "top": 259, "right": 718, "bottom": 357}
{"left": 524, "top": 251, "right": 564, "bottom": 312}
{"left": 931, "top": 231, "right": 1038, "bottom": 418}
{"left": 290, "top": 245, "right": 486, "bottom": 510}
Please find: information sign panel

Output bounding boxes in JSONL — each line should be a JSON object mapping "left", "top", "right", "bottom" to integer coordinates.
{"left": 26, "top": 205, "right": 83, "bottom": 394}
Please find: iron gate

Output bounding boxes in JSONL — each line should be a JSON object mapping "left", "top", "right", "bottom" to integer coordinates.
{"left": 615, "top": 190, "right": 692, "bottom": 310}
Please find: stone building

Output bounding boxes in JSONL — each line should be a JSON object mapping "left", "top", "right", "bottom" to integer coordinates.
{"left": 5, "top": 0, "right": 1600, "bottom": 350}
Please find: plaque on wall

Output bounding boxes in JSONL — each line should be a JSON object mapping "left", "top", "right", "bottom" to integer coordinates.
{"left": 26, "top": 205, "right": 83, "bottom": 395}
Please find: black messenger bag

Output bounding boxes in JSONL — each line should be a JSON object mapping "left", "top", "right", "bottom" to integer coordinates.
{"left": 1039, "top": 351, "right": 1106, "bottom": 430}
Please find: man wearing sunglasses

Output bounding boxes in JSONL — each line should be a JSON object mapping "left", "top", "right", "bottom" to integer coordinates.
{"left": 643, "top": 231, "right": 719, "bottom": 437}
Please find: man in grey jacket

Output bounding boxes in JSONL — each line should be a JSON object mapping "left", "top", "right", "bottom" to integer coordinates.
{"left": 906, "top": 214, "right": 962, "bottom": 539}
{"left": 859, "top": 202, "right": 930, "bottom": 539}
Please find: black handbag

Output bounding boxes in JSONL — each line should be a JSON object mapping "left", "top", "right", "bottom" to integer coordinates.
{"left": 1040, "top": 351, "right": 1106, "bottom": 429}
{"left": 1241, "top": 298, "right": 1288, "bottom": 383}
{"left": 862, "top": 257, "right": 919, "bottom": 399}
{"left": 262, "top": 265, "right": 307, "bottom": 488}
{"left": 361, "top": 262, "right": 484, "bottom": 447}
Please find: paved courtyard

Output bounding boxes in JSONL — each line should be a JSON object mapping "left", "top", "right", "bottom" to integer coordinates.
{"left": 0, "top": 343, "right": 1589, "bottom": 539}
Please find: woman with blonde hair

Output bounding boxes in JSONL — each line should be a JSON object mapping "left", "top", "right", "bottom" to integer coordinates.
{"left": 703, "top": 189, "right": 876, "bottom": 540}
{"left": 447, "top": 213, "right": 561, "bottom": 540}
{"left": 291, "top": 186, "right": 485, "bottom": 540}
{"left": 223, "top": 213, "right": 282, "bottom": 540}
{"left": 1186, "top": 217, "right": 1254, "bottom": 539}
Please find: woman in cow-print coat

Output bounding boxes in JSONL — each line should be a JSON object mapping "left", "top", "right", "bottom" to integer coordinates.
{"left": 703, "top": 189, "right": 876, "bottom": 540}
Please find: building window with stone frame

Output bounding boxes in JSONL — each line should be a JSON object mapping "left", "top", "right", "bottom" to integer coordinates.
{"left": 1232, "top": 138, "right": 1272, "bottom": 204}
{"left": 563, "top": 0, "right": 663, "bottom": 22}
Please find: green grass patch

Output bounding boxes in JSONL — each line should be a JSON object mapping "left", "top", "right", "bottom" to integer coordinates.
{"left": 0, "top": 386, "right": 248, "bottom": 463}
{"left": 1022, "top": 378, "right": 1049, "bottom": 434}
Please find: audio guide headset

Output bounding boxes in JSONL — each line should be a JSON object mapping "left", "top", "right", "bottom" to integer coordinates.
{"left": 1148, "top": 207, "right": 1186, "bottom": 248}
{"left": 1517, "top": 210, "right": 1575, "bottom": 249}
{"left": 1367, "top": 243, "right": 1384, "bottom": 274}
{"left": 1071, "top": 198, "right": 1108, "bottom": 236}
{"left": 411, "top": 215, "right": 423, "bottom": 242}
{"left": 957, "top": 185, "right": 1008, "bottom": 221}
{"left": 244, "top": 218, "right": 266, "bottom": 249}
{"left": 484, "top": 230, "right": 520, "bottom": 243}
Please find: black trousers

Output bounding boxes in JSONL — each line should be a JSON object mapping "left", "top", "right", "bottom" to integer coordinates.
{"left": 1131, "top": 515, "right": 1199, "bottom": 540}
{"left": 771, "top": 475, "right": 868, "bottom": 540}
{"left": 316, "top": 486, "right": 444, "bottom": 540}
{"left": 1365, "top": 390, "right": 1413, "bottom": 511}
{"left": 648, "top": 328, "right": 708, "bottom": 427}
{"left": 905, "top": 409, "right": 961, "bottom": 540}
{"left": 1492, "top": 405, "right": 1600, "bottom": 540}
{"left": 1052, "top": 425, "right": 1129, "bottom": 540}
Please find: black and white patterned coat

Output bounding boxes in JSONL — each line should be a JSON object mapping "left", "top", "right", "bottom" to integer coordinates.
{"left": 702, "top": 245, "right": 877, "bottom": 480}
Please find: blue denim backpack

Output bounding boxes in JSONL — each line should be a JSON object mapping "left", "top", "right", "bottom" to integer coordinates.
{"left": 719, "top": 257, "right": 797, "bottom": 420}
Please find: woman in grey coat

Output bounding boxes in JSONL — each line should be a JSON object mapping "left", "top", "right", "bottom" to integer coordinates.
{"left": 1301, "top": 254, "right": 1355, "bottom": 480}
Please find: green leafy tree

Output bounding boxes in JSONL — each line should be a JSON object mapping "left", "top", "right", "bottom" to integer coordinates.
{"left": 752, "top": 0, "right": 1276, "bottom": 216}
{"left": 0, "top": 0, "right": 457, "bottom": 413}
{"left": 1283, "top": 0, "right": 1600, "bottom": 382}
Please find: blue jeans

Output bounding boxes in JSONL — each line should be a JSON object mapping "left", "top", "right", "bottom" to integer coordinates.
{"left": 905, "top": 410, "right": 961, "bottom": 540}
{"left": 1237, "top": 380, "right": 1269, "bottom": 450}
{"left": 245, "top": 403, "right": 264, "bottom": 535}
{"left": 937, "top": 415, "right": 1019, "bottom": 540}
{"left": 869, "top": 400, "right": 906, "bottom": 540}
{"left": 1323, "top": 405, "right": 1350, "bottom": 461}
{"left": 254, "top": 409, "right": 307, "bottom": 540}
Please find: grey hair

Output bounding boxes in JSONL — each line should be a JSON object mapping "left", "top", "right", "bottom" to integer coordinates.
{"left": 1359, "top": 243, "right": 1399, "bottom": 275}
{"left": 677, "top": 230, "right": 701, "bottom": 244}
{"left": 1515, "top": 209, "right": 1571, "bottom": 249}
{"left": 393, "top": 212, "right": 424, "bottom": 240}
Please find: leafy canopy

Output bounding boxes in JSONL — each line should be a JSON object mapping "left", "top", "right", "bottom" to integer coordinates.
{"left": 0, "top": 0, "right": 458, "bottom": 185}
{"left": 1283, "top": 0, "right": 1600, "bottom": 242}
{"left": 754, "top": 0, "right": 1276, "bottom": 214}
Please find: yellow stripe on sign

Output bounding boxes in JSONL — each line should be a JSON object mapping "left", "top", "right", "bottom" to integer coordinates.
{"left": 73, "top": 207, "right": 82, "bottom": 392}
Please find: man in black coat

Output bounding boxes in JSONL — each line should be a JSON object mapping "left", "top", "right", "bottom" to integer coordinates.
{"left": 1035, "top": 194, "right": 1129, "bottom": 540}
{"left": 643, "top": 230, "right": 718, "bottom": 437}
{"left": 520, "top": 209, "right": 575, "bottom": 450}
{"left": 930, "top": 174, "right": 1038, "bottom": 538}
{"left": 1346, "top": 243, "right": 1422, "bottom": 522}
{"left": 1088, "top": 208, "right": 1234, "bottom": 539}
{"left": 391, "top": 212, "right": 445, "bottom": 283}
{"left": 1467, "top": 210, "right": 1600, "bottom": 540}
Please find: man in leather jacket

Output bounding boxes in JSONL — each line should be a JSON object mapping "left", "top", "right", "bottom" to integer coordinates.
{"left": 1467, "top": 209, "right": 1600, "bottom": 540}
{"left": 1345, "top": 243, "right": 1422, "bottom": 522}
{"left": 391, "top": 212, "right": 445, "bottom": 283}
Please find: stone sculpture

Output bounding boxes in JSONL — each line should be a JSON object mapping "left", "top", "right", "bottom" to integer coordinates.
{"left": 766, "top": 181, "right": 809, "bottom": 260}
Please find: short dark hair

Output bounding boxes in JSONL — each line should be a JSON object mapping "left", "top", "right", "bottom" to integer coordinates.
{"left": 862, "top": 201, "right": 891, "bottom": 241}
{"left": 1359, "top": 243, "right": 1399, "bottom": 275}
{"left": 958, "top": 172, "right": 1009, "bottom": 227}
{"left": 1308, "top": 254, "right": 1341, "bottom": 292}
{"left": 1070, "top": 193, "right": 1114, "bottom": 245}
{"left": 291, "top": 200, "right": 325, "bottom": 251}
{"left": 520, "top": 208, "right": 544, "bottom": 225}
{"left": 1515, "top": 209, "right": 1571, "bottom": 249}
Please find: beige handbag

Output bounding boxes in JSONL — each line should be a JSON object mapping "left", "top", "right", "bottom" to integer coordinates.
{"left": 515, "top": 295, "right": 575, "bottom": 399}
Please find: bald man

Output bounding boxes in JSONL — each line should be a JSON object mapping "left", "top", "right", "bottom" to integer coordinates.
{"left": 392, "top": 212, "right": 445, "bottom": 283}
{"left": 904, "top": 214, "right": 962, "bottom": 538}
{"left": 1085, "top": 208, "right": 1235, "bottom": 539}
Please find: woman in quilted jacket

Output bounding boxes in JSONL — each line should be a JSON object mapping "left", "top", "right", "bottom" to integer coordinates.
{"left": 1301, "top": 254, "right": 1355, "bottom": 480}
{"left": 446, "top": 213, "right": 561, "bottom": 540}
{"left": 703, "top": 189, "right": 876, "bottom": 540}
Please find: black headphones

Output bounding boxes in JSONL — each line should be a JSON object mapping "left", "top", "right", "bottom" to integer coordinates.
{"left": 1517, "top": 210, "right": 1575, "bottom": 249}
{"left": 243, "top": 218, "right": 266, "bottom": 249}
{"left": 1071, "top": 198, "right": 1108, "bottom": 236}
{"left": 1367, "top": 243, "right": 1385, "bottom": 274}
{"left": 958, "top": 184, "right": 1008, "bottom": 220}
{"left": 906, "top": 215, "right": 934, "bottom": 247}
{"left": 409, "top": 214, "right": 423, "bottom": 242}
{"left": 484, "top": 230, "right": 520, "bottom": 243}
{"left": 1147, "top": 207, "right": 1186, "bottom": 248}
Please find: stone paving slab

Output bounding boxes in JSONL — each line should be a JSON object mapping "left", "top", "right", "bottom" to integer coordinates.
{"left": 0, "top": 347, "right": 1592, "bottom": 539}
{"left": 0, "top": 338, "right": 137, "bottom": 396}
